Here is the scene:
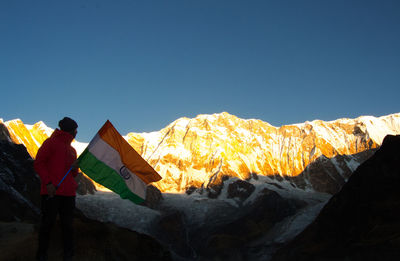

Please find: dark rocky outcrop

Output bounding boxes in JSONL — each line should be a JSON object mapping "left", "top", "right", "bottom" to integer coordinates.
{"left": 0, "top": 123, "right": 12, "bottom": 142}
{"left": 272, "top": 135, "right": 400, "bottom": 261}
{"left": 289, "top": 149, "right": 376, "bottom": 194}
{"left": 154, "top": 209, "right": 193, "bottom": 259}
{"left": 0, "top": 210, "right": 172, "bottom": 261}
{"left": 0, "top": 140, "right": 41, "bottom": 222}
{"left": 142, "top": 184, "right": 164, "bottom": 209}
{"left": 205, "top": 174, "right": 230, "bottom": 198}
{"left": 227, "top": 179, "right": 255, "bottom": 201}
{"left": 192, "top": 187, "right": 307, "bottom": 260}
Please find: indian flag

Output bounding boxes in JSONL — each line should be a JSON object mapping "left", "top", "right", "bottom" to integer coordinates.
{"left": 78, "top": 120, "right": 162, "bottom": 204}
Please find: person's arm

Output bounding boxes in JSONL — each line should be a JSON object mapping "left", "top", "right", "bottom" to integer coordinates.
{"left": 34, "top": 139, "right": 53, "bottom": 186}
{"left": 71, "top": 149, "right": 79, "bottom": 178}
{"left": 46, "top": 183, "right": 57, "bottom": 197}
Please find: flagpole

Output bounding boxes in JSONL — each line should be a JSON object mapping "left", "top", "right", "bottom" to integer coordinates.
{"left": 56, "top": 166, "right": 73, "bottom": 189}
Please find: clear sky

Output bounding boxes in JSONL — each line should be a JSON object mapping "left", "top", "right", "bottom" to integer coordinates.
{"left": 1, "top": 0, "right": 399, "bottom": 142}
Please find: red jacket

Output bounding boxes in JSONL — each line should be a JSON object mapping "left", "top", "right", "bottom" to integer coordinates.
{"left": 34, "top": 129, "right": 78, "bottom": 196}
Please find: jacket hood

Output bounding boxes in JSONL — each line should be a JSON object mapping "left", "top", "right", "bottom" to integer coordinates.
{"left": 50, "top": 129, "right": 75, "bottom": 144}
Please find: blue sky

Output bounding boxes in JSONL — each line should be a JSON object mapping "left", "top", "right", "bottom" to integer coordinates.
{"left": 1, "top": 0, "right": 399, "bottom": 142}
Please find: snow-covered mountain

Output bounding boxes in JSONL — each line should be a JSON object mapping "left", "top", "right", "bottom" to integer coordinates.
{"left": 0, "top": 118, "right": 87, "bottom": 157}
{"left": 2, "top": 112, "right": 400, "bottom": 194}
{"left": 125, "top": 112, "right": 400, "bottom": 193}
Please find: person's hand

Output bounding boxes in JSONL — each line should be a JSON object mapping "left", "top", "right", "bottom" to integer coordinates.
{"left": 71, "top": 160, "right": 79, "bottom": 171}
{"left": 74, "top": 172, "right": 82, "bottom": 182}
{"left": 46, "top": 183, "right": 57, "bottom": 197}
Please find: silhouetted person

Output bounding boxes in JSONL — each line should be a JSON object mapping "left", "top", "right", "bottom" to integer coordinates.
{"left": 34, "top": 117, "right": 79, "bottom": 261}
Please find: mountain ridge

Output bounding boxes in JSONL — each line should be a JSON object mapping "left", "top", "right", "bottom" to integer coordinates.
{"left": 125, "top": 112, "right": 400, "bottom": 193}
{"left": 2, "top": 112, "right": 400, "bottom": 194}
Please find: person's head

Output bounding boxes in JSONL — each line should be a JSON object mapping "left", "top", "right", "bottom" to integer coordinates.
{"left": 58, "top": 117, "right": 78, "bottom": 138}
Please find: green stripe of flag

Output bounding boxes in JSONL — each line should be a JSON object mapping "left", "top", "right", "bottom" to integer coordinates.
{"left": 78, "top": 149, "right": 144, "bottom": 204}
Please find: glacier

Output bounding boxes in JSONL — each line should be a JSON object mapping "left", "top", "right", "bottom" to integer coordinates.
{"left": 76, "top": 175, "right": 331, "bottom": 260}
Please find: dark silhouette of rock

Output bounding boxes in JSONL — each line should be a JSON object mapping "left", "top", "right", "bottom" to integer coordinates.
{"left": 227, "top": 179, "right": 255, "bottom": 201}
{"left": 250, "top": 172, "right": 259, "bottom": 180}
{"left": 142, "top": 184, "right": 164, "bottom": 209}
{"left": 0, "top": 123, "right": 12, "bottom": 142}
{"left": 1, "top": 210, "right": 172, "bottom": 261}
{"left": 206, "top": 183, "right": 224, "bottom": 198}
{"left": 206, "top": 174, "right": 230, "bottom": 198}
{"left": 272, "top": 135, "right": 400, "bottom": 261}
{"left": 0, "top": 140, "right": 41, "bottom": 222}
{"left": 185, "top": 185, "right": 197, "bottom": 195}
{"left": 288, "top": 149, "right": 376, "bottom": 194}
{"left": 194, "top": 187, "right": 306, "bottom": 259}
{"left": 155, "top": 209, "right": 193, "bottom": 258}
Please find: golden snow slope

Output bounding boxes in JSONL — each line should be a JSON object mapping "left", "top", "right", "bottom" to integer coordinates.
{"left": 125, "top": 112, "right": 400, "bottom": 192}
{"left": 3, "top": 112, "right": 400, "bottom": 193}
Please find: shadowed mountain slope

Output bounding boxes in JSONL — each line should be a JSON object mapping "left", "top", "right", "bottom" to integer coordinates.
{"left": 272, "top": 135, "right": 400, "bottom": 261}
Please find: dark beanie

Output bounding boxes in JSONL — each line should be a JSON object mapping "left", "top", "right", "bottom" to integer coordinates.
{"left": 58, "top": 117, "right": 78, "bottom": 132}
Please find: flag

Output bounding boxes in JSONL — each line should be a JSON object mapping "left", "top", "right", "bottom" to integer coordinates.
{"left": 78, "top": 120, "right": 162, "bottom": 204}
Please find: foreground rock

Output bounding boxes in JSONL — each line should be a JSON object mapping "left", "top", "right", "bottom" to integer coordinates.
{"left": 0, "top": 130, "right": 171, "bottom": 261}
{"left": 151, "top": 176, "right": 317, "bottom": 260}
{"left": 142, "top": 184, "right": 164, "bottom": 209}
{"left": 193, "top": 187, "right": 306, "bottom": 260}
{"left": 0, "top": 139, "right": 41, "bottom": 222}
{"left": 0, "top": 211, "right": 172, "bottom": 261}
{"left": 272, "top": 135, "right": 400, "bottom": 261}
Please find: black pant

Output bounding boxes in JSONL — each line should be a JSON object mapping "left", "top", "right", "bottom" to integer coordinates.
{"left": 36, "top": 195, "right": 75, "bottom": 259}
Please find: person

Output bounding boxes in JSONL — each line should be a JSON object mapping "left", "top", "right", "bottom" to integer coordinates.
{"left": 34, "top": 117, "right": 79, "bottom": 261}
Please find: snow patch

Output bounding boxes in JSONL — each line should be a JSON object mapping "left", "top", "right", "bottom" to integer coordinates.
{"left": 272, "top": 201, "right": 327, "bottom": 243}
{"left": 72, "top": 141, "right": 88, "bottom": 156}
{"left": 77, "top": 191, "right": 160, "bottom": 235}
{"left": 345, "top": 157, "right": 360, "bottom": 172}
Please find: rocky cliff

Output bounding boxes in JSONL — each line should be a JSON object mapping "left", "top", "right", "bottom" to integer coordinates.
{"left": 0, "top": 135, "right": 41, "bottom": 222}
{"left": 271, "top": 135, "right": 400, "bottom": 261}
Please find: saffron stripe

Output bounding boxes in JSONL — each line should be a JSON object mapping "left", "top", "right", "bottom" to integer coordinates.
{"left": 96, "top": 120, "right": 162, "bottom": 184}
